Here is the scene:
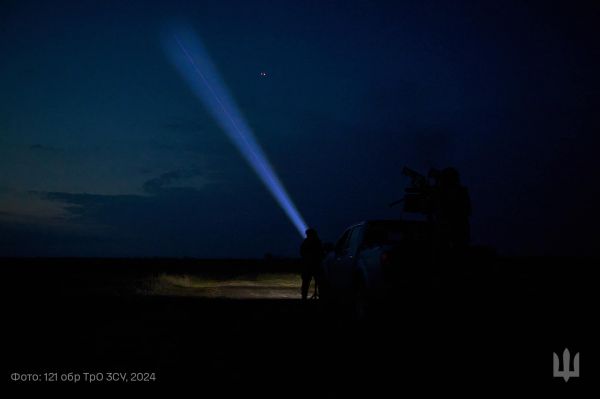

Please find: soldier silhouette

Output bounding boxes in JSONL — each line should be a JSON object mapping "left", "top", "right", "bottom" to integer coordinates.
{"left": 433, "top": 167, "right": 471, "bottom": 251}
{"left": 300, "top": 228, "right": 324, "bottom": 300}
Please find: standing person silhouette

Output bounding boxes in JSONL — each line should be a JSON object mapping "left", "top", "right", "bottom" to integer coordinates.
{"left": 434, "top": 167, "right": 471, "bottom": 252}
{"left": 300, "top": 228, "right": 323, "bottom": 300}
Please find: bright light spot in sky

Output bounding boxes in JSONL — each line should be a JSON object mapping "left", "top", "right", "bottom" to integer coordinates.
{"left": 162, "top": 26, "right": 308, "bottom": 237}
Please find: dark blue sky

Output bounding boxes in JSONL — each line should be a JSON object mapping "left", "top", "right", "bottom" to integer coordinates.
{"left": 1, "top": 0, "right": 598, "bottom": 257}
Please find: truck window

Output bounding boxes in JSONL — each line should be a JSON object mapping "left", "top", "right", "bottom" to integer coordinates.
{"left": 334, "top": 229, "right": 351, "bottom": 255}
{"left": 363, "top": 223, "right": 405, "bottom": 247}
{"left": 347, "top": 226, "right": 363, "bottom": 255}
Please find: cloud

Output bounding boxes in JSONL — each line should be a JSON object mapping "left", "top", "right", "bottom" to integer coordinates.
{"left": 39, "top": 167, "right": 212, "bottom": 222}
{"left": 16, "top": 166, "right": 299, "bottom": 257}
{"left": 23, "top": 168, "right": 210, "bottom": 228}
{"left": 142, "top": 168, "right": 209, "bottom": 194}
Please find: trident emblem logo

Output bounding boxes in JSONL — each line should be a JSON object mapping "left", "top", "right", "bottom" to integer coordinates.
{"left": 553, "top": 348, "right": 580, "bottom": 382}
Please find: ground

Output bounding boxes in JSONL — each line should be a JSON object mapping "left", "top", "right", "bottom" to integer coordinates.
{"left": 2, "top": 257, "right": 597, "bottom": 393}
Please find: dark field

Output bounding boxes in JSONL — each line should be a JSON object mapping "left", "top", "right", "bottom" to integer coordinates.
{"left": 2, "top": 257, "right": 597, "bottom": 393}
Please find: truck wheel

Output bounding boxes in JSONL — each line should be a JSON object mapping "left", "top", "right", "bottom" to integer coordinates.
{"left": 352, "top": 278, "right": 369, "bottom": 322}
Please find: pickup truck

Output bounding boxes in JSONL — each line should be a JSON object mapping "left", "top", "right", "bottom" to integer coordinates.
{"left": 319, "top": 219, "right": 432, "bottom": 319}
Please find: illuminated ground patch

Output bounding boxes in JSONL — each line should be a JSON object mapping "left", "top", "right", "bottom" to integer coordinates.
{"left": 140, "top": 273, "right": 310, "bottom": 299}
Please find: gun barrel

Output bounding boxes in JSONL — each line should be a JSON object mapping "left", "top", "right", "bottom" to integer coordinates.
{"left": 403, "top": 166, "right": 428, "bottom": 186}
{"left": 402, "top": 166, "right": 421, "bottom": 178}
{"left": 389, "top": 198, "right": 404, "bottom": 207}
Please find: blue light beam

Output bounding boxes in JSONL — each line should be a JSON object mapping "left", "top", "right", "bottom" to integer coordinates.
{"left": 162, "top": 26, "right": 308, "bottom": 237}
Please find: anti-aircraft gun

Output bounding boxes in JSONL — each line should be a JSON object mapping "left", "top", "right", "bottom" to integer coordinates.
{"left": 390, "top": 166, "right": 439, "bottom": 216}
{"left": 391, "top": 166, "right": 471, "bottom": 251}
{"left": 388, "top": 166, "right": 494, "bottom": 283}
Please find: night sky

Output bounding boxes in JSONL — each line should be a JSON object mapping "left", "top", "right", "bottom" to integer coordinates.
{"left": 1, "top": 0, "right": 598, "bottom": 257}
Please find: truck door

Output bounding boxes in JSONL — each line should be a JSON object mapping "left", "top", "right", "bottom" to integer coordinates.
{"left": 331, "top": 226, "right": 363, "bottom": 296}
{"left": 329, "top": 229, "right": 351, "bottom": 294}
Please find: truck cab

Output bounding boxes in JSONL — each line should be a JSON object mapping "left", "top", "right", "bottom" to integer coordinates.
{"left": 320, "top": 220, "right": 432, "bottom": 318}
